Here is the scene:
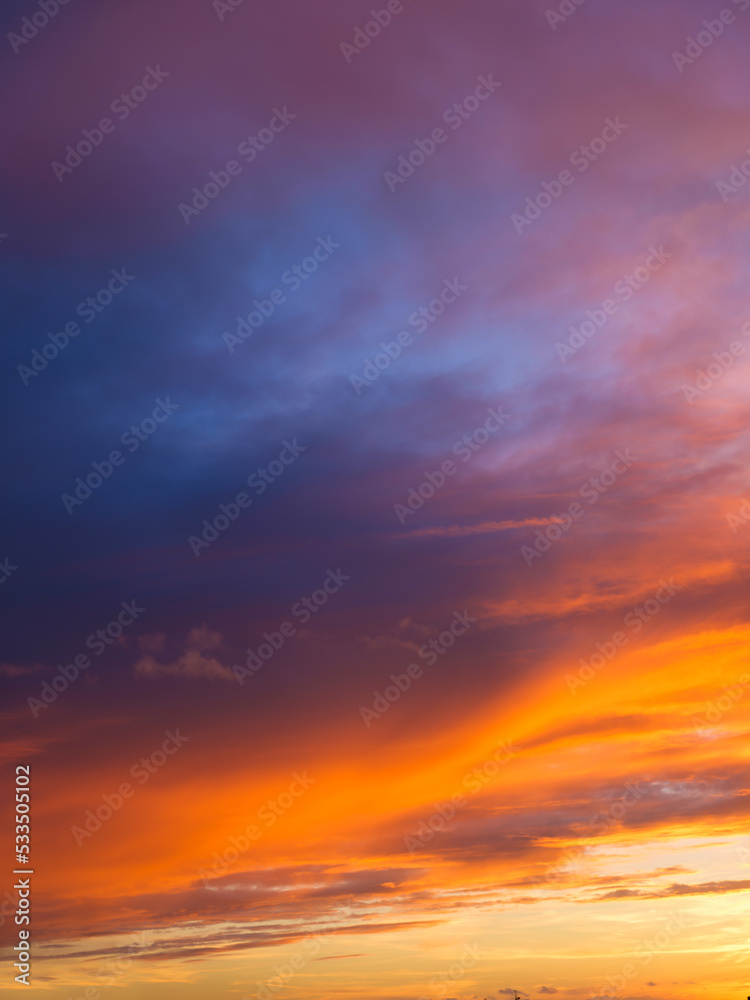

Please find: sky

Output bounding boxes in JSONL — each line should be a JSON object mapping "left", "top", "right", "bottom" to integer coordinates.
{"left": 2, "top": 0, "right": 750, "bottom": 998}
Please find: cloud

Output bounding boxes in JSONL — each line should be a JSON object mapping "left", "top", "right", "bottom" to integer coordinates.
{"left": 33, "top": 861, "right": 439, "bottom": 954}
{"left": 538, "top": 989, "right": 558, "bottom": 994}
{"left": 0, "top": 662, "right": 42, "bottom": 677}
{"left": 396, "top": 518, "right": 562, "bottom": 539}
{"left": 137, "top": 633, "right": 166, "bottom": 653}
{"left": 134, "top": 626, "right": 233, "bottom": 681}
{"left": 594, "top": 879, "right": 750, "bottom": 901}
{"left": 314, "top": 953, "right": 366, "bottom": 961}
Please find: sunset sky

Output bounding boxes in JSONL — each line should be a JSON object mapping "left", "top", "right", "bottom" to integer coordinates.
{"left": 2, "top": 1, "right": 750, "bottom": 998}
